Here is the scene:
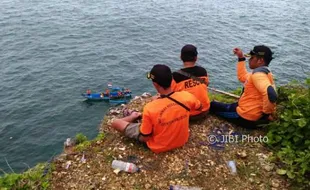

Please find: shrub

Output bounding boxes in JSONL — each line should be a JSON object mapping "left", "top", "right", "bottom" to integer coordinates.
{"left": 267, "top": 78, "right": 310, "bottom": 186}
{"left": 0, "top": 163, "right": 52, "bottom": 190}
{"left": 75, "top": 133, "right": 88, "bottom": 144}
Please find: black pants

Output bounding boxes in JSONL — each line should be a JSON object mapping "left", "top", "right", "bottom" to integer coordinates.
{"left": 210, "top": 101, "right": 269, "bottom": 129}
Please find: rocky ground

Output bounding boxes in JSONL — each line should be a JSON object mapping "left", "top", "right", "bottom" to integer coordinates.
{"left": 50, "top": 94, "right": 290, "bottom": 190}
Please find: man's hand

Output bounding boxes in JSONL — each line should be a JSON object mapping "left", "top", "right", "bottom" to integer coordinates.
{"left": 233, "top": 48, "right": 244, "bottom": 58}
{"left": 130, "top": 111, "right": 142, "bottom": 120}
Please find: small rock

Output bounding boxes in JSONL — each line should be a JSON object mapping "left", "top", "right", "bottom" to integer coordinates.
{"left": 145, "top": 184, "right": 151, "bottom": 189}
{"left": 65, "top": 161, "right": 71, "bottom": 169}
{"left": 133, "top": 96, "right": 142, "bottom": 101}
{"left": 271, "top": 179, "right": 280, "bottom": 188}
{"left": 141, "top": 92, "right": 152, "bottom": 98}
{"left": 263, "top": 164, "right": 274, "bottom": 172}
{"left": 118, "top": 147, "right": 126, "bottom": 151}
{"left": 110, "top": 109, "right": 120, "bottom": 115}
{"left": 113, "top": 168, "right": 121, "bottom": 174}
{"left": 237, "top": 150, "right": 247, "bottom": 158}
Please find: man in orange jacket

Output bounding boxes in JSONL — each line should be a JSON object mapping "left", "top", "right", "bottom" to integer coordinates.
{"left": 210, "top": 45, "right": 277, "bottom": 128}
{"left": 111, "top": 64, "right": 202, "bottom": 153}
{"left": 171, "top": 44, "right": 210, "bottom": 121}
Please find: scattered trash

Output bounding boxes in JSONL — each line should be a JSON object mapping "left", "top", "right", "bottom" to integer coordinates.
{"left": 111, "top": 160, "right": 139, "bottom": 173}
{"left": 65, "top": 161, "right": 71, "bottom": 169}
{"left": 80, "top": 153, "right": 86, "bottom": 163}
{"left": 64, "top": 138, "right": 75, "bottom": 147}
{"left": 227, "top": 160, "right": 237, "bottom": 174}
{"left": 141, "top": 92, "right": 152, "bottom": 98}
{"left": 169, "top": 185, "right": 202, "bottom": 190}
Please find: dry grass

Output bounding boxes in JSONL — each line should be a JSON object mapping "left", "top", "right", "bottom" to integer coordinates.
{"left": 50, "top": 96, "right": 290, "bottom": 190}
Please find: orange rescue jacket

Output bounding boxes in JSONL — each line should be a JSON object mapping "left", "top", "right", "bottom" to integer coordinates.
{"left": 236, "top": 61, "right": 277, "bottom": 121}
{"left": 171, "top": 66, "right": 210, "bottom": 116}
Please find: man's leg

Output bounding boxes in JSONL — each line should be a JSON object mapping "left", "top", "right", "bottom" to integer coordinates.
{"left": 210, "top": 101, "right": 239, "bottom": 119}
{"left": 111, "top": 110, "right": 142, "bottom": 132}
{"left": 111, "top": 114, "right": 139, "bottom": 133}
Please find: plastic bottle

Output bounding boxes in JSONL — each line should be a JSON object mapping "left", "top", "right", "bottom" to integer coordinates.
{"left": 169, "top": 185, "right": 202, "bottom": 190}
{"left": 111, "top": 160, "right": 139, "bottom": 173}
{"left": 227, "top": 160, "right": 237, "bottom": 174}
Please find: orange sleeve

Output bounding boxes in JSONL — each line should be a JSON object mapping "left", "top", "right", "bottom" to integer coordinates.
{"left": 252, "top": 73, "right": 276, "bottom": 114}
{"left": 185, "top": 92, "right": 202, "bottom": 111}
{"left": 237, "top": 61, "right": 250, "bottom": 83}
{"left": 140, "top": 107, "right": 153, "bottom": 135}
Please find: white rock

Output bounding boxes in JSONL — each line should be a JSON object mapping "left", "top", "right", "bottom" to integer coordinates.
{"left": 141, "top": 92, "right": 152, "bottom": 98}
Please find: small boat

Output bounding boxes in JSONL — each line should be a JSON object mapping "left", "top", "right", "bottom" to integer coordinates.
{"left": 81, "top": 86, "right": 132, "bottom": 104}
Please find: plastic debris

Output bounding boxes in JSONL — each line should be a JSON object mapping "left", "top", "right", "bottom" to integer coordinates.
{"left": 65, "top": 161, "right": 71, "bottom": 169}
{"left": 64, "top": 138, "right": 75, "bottom": 147}
{"left": 80, "top": 153, "right": 86, "bottom": 163}
{"left": 169, "top": 185, "right": 202, "bottom": 190}
{"left": 227, "top": 160, "right": 237, "bottom": 174}
{"left": 112, "top": 160, "right": 139, "bottom": 173}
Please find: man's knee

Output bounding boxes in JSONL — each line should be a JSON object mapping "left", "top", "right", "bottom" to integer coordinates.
{"left": 111, "top": 119, "right": 120, "bottom": 129}
{"left": 111, "top": 119, "right": 128, "bottom": 132}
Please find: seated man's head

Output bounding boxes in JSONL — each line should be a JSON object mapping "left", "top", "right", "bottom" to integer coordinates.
{"left": 147, "top": 64, "right": 172, "bottom": 92}
{"left": 180, "top": 44, "right": 198, "bottom": 64}
{"left": 246, "top": 45, "right": 273, "bottom": 69}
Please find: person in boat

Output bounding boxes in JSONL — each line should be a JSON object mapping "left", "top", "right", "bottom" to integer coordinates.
{"left": 105, "top": 89, "right": 110, "bottom": 96}
{"left": 111, "top": 64, "right": 202, "bottom": 153}
{"left": 86, "top": 89, "right": 91, "bottom": 95}
{"left": 124, "top": 88, "right": 130, "bottom": 95}
{"left": 117, "top": 91, "right": 123, "bottom": 97}
{"left": 210, "top": 45, "right": 277, "bottom": 128}
{"left": 170, "top": 44, "right": 210, "bottom": 121}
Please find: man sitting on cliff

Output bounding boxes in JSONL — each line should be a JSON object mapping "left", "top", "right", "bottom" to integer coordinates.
{"left": 210, "top": 45, "right": 277, "bottom": 128}
{"left": 171, "top": 44, "right": 210, "bottom": 121}
{"left": 111, "top": 64, "right": 202, "bottom": 153}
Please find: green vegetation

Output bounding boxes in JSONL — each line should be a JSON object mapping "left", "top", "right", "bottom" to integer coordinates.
{"left": 75, "top": 133, "right": 88, "bottom": 144}
{"left": 0, "top": 163, "right": 53, "bottom": 190}
{"left": 267, "top": 78, "right": 310, "bottom": 187}
{"left": 74, "top": 132, "right": 105, "bottom": 152}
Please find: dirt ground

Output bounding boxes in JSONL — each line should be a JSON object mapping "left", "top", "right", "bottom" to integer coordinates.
{"left": 50, "top": 95, "right": 290, "bottom": 190}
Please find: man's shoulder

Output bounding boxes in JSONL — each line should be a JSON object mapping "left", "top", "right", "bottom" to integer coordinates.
{"left": 172, "top": 66, "right": 207, "bottom": 83}
{"left": 252, "top": 66, "right": 271, "bottom": 74}
{"left": 143, "top": 98, "right": 165, "bottom": 111}
{"left": 174, "top": 91, "right": 195, "bottom": 100}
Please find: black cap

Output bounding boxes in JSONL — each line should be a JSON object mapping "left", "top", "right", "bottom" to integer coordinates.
{"left": 245, "top": 45, "right": 273, "bottom": 65}
{"left": 181, "top": 44, "right": 198, "bottom": 62}
{"left": 147, "top": 64, "right": 172, "bottom": 88}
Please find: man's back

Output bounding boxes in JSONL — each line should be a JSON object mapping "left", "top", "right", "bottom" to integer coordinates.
{"left": 171, "top": 66, "right": 210, "bottom": 116}
{"left": 140, "top": 91, "right": 201, "bottom": 153}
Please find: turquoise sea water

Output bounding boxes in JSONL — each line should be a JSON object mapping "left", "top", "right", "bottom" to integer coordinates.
{"left": 0, "top": 0, "right": 309, "bottom": 173}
